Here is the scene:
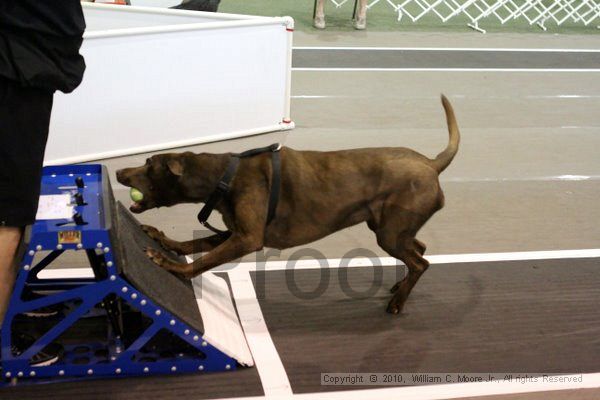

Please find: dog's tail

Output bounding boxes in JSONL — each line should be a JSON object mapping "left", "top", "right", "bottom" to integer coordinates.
{"left": 430, "top": 94, "right": 460, "bottom": 173}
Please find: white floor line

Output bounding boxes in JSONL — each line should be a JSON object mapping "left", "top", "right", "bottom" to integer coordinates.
{"left": 443, "top": 175, "right": 600, "bottom": 183}
{"left": 292, "top": 94, "right": 600, "bottom": 99}
{"left": 293, "top": 68, "right": 600, "bottom": 72}
{"left": 38, "top": 248, "right": 600, "bottom": 279}
{"left": 227, "top": 268, "right": 293, "bottom": 398}
{"left": 214, "top": 248, "right": 600, "bottom": 274}
{"left": 293, "top": 46, "right": 600, "bottom": 53}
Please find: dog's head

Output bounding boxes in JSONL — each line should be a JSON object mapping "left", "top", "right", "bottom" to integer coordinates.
{"left": 116, "top": 153, "right": 191, "bottom": 213}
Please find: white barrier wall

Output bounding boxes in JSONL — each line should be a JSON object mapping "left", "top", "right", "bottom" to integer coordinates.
{"left": 45, "top": 3, "right": 294, "bottom": 165}
{"left": 129, "top": 0, "right": 182, "bottom": 8}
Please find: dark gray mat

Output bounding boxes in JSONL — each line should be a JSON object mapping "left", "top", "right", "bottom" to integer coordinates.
{"left": 0, "top": 367, "right": 263, "bottom": 400}
{"left": 253, "top": 257, "right": 600, "bottom": 393}
{"left": 292, "top": 49, "right": 600, "bottom": 69}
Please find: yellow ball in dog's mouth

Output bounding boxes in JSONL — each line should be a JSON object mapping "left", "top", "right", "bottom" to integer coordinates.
{"left": 130, "top": 188, "right": 144, "bottom": 202}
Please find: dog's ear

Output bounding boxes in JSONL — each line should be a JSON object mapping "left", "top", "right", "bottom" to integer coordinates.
{"left": 167, "top": 158, "right": 184, "bottom": 177}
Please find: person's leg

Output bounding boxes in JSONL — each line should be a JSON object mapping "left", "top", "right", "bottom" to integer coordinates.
{"left": 0, "top": 76, "right": 54, "bottom": 328}
{"left": 0, "top": 227, "right": 22, "bottom": 324}
{"left": 354, "top": 0, "right": 368, "bottom": 30}
{"left": 0, "top": 77, "right": 63, "bottom": 366}
{"left": 314, "top": 0, "right": 326, "bottom": 29}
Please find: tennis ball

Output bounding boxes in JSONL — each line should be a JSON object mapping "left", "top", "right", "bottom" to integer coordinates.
{"left": 130, "top": 188, "right": 144, "bottom": 202}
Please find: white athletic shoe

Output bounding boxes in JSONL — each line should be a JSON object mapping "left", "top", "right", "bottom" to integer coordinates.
{"left": 9, "top": 332, "right": 64, "bottom": 367}
{"left": 354, "top": 16, "right": 367, "bottom": 30}
{"left": 313, "top": 15, "right": 326, "bottom": 29}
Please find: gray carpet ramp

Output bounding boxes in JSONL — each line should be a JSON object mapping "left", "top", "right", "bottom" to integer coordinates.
{"left": 253, "top": 258, "right": 600, "bottom": 393}
{"left": 113, "top": 201, "right": 204, "bottom": 334}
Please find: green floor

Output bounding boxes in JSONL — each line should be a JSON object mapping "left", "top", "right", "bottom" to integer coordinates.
{"left": 219, "top": 0, "right": 599, "bottom": 34}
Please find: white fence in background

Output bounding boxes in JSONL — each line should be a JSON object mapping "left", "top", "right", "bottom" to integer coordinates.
{"left": 331, "top": 0, "right": 600, "bottom": 32}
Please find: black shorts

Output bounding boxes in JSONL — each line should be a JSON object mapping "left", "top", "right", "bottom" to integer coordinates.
{"left": 0, "top": 76, "right": 54, "bottom": 227}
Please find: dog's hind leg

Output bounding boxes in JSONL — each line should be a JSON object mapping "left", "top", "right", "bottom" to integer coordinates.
{"left": 374, "top": 226, "right": 429, "bottom": 313}
{"left": 370, "top": 189, "right": 438, "bottom": 314}
{"left": 374, "top": 223, "right": 430, "bottom": 314}
{"left": 389, "top": 236, "right": 426, "bottom": 293}
{"left": 384, "top": 242, "right": 429, "bottom": 313}
{"left": 141, "top": 225, "right": 227, "bottom": 255}
{"left": 414, "top": 238, "right": 426, "bottom": 256}
{"left": 387, "top": 237, "right": 427, "bottom": 295}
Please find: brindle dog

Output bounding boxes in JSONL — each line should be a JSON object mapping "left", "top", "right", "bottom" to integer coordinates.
{"left": 116, "top": 95, "right": 460, "bottom": 314}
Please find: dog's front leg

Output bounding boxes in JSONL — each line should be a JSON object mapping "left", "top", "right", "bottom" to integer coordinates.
{"left": 141, "top": 225, "right": 227, "bottom": 255}
{"left": 146, "top": 233, "right": 262, "bottom": 278}
{"left": 147, "top": 187, "right": 268, "bottom": 277}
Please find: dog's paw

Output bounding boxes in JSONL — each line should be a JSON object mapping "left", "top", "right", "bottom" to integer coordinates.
{"left": 145, "top": 247, "right": 166, "bottom": 267}
{"left": 386, "top": 301, "right": 402, "bottom": 314}
{"left": 141, "top": 225, "right": 164, "bottom": 241}
{"left": 386, "top": 295, "right": 405, "bottom": 315}
{"left": 313, "top": 15, "right": 325, "bottom": 29}
{"left": 145, "top": 247, "right": 193, "bottom": 278}
{"left": 353, "top": 16, "right": 366, "bottom": 30}
{"left": 141, "top": 225, "right": 176, "bottom": 253}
